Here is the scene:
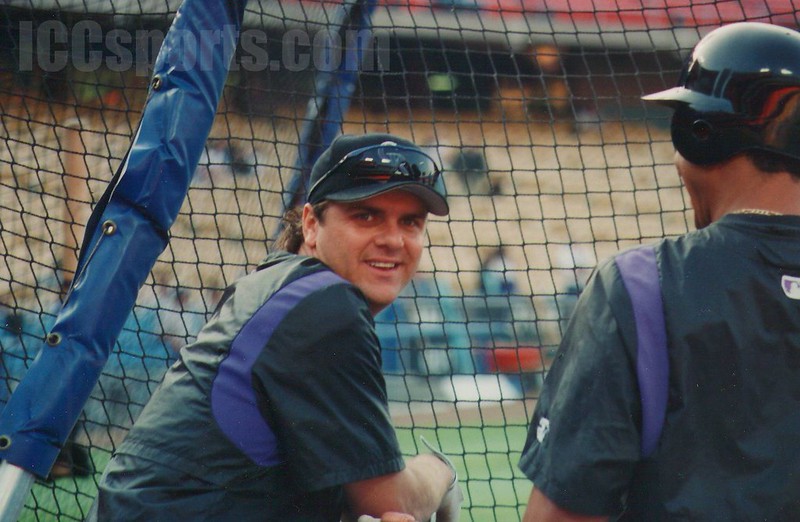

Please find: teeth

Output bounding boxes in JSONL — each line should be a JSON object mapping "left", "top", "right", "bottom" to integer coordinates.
{"left": 370, "top": 262, "right": 396, "bottom": 269}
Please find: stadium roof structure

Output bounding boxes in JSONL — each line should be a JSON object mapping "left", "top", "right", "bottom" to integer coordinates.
{"left": 4, "top": 0, "right": 799, "bottom": 50}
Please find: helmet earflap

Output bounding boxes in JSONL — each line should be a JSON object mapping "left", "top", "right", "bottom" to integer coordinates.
{"left": 670, "top": 107, "right": 760, "bottom": 165}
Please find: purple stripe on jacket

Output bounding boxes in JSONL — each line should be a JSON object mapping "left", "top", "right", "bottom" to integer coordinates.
{"left": 615, "top": 246, "right": 669, "bottom": 458}
{"left": 211, "top": 270, "right": 346, "bottom": 466}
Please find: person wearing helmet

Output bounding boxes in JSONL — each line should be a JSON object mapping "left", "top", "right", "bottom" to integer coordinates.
{"left": 89, "top": 133, "right": 463, "bottom": 521}
{"left": 519, "top": 22, "right": 800, "bottom": 520}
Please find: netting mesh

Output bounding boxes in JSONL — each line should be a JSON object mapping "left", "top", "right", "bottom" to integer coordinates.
{"left": 1, "top": 1, "right": 797, "bottom": 520}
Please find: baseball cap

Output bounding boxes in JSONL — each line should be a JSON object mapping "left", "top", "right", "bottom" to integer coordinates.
{"left": 306, "top": 133, "right": 449, "bottom": 216}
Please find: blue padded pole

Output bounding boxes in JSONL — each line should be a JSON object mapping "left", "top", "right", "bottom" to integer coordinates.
{"left": 0, "top": 0, "right": 246, "bottom": 515}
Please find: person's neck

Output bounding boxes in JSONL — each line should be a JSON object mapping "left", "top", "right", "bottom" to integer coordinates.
{"left": 711, "top": 159, "right": 800, "bottom": 220}
{"left": 297, "top": 243, "right": 313, "bottom": 257}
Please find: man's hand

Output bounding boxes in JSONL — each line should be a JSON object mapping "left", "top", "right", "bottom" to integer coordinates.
{"left": 345, "top": 437, "right": 460, "bottom": 522}
{"left": 433, "top": 481, "right": 464, "bottom": 522}
{"left": 420, "top": 437, "right": 463, "bottom": 522}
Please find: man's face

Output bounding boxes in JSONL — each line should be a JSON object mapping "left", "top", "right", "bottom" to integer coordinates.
{"left": 302, "top": 190, "right": 428, "bottom": 314}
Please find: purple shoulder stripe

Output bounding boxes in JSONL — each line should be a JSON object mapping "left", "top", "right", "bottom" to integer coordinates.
{"left": 615, "top": 245, "right": 668, "bottom": 458}
{"left": 211, "top": 270, "right": 346, "bottom": 466}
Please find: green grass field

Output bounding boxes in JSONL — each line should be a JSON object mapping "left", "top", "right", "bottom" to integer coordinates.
{"left": 394, "top": 402, "right": 534, "bottom": 522}
{"left": 20, "top": 451, "right": 110, "bottom": 522}
{"left": 19, "top": 404, "right": 533, "bottom": 521}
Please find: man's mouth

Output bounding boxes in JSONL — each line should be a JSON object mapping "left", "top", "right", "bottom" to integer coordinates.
{"left": 369, "top": 261, "right": 398, "bottom": 269}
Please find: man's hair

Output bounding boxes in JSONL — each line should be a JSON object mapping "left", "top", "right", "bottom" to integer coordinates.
{"left": 746, "top": 150, "right": 800, "bottom": 180}
{"left": 272, "top": 202, "right": 328, "bottom": 254}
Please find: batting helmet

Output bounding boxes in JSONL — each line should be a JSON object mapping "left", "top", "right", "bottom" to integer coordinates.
{"left": 643, "top": 22, "right": 800, "bottom": 165}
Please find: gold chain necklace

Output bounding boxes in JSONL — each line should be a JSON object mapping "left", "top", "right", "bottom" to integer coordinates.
{"left": 731, "top": 208, "right": 784, "bottom": 216}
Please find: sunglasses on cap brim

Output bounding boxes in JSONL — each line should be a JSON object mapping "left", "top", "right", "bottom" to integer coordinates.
{"left": 308, "top": 143, "right": 442, "bottom": 200}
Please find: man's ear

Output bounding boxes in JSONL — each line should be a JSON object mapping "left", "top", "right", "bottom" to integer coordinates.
{"left": 301, "top": 203, "right": 318, "bottom": 249}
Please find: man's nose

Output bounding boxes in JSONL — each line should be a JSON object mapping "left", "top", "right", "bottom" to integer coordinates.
{"left": 376, "top": 222, "right": 405, "bottom": 248}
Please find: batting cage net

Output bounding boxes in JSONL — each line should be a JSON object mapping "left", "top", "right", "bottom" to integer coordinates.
{"left": 1, "top": 1, "right": 797, "bottom": 520}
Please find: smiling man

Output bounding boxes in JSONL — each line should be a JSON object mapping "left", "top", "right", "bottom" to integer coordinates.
{"left": 90, "top": 134, "right": 462, "bottom": 521}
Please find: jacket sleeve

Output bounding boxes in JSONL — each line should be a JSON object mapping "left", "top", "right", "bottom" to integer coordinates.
{"left": 518, "top": 260, "right": 642, "bottom": 516}
{"left": 252, "top": 282, "right": 404, "bottom": 492}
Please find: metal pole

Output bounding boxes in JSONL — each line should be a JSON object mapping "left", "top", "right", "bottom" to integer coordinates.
{"left": 279, "top": 0, "right": 373, "bottom": 218}
{"left": 0, "top": 461, "right": 35, "bottom": 521}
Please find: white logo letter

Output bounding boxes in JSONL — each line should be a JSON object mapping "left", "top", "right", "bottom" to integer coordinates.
{"left": 536, "top": 418, "right": 550, "bottom": 443}
{"left": 782, "top": 275, "right": 800, "bottom": 300}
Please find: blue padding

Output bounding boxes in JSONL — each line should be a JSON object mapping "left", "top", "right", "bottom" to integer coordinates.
{"left": 0, "top": 0, "right": 246, "bottom": 477}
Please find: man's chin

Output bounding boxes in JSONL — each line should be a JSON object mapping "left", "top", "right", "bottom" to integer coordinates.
{"left": 364, "top": 290, "right": 403, "bottom": 315}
